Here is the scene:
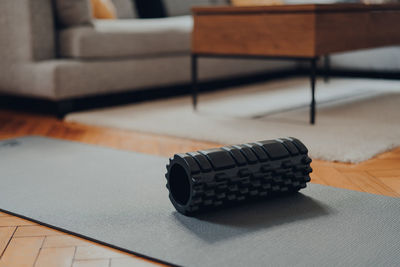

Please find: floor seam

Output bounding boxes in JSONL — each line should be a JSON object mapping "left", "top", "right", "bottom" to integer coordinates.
{"left": 0, "top": 226, "right": 17, "bottom": 260}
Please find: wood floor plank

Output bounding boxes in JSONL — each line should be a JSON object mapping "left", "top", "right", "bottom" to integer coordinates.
{"left": 311, "top": 159, "right": 351, "bottom": 169}
{"left": 375, "top": 147, "right": 400, "bottom": 160}
{"left": 341, "top": 171, "right": 399, "bottom": 197}
{"left": 368, "top": 169, "right": 400, "bottom": 178}
{"left": 336, "top": 159, "right": 400, "bottom": 172}
{"left": 309, "top": 173, "right": 322, "bottom": 184}
{"left": 0, "top": 227, "right": 16, "bottom": 257}
{"left": 0, "top": 217, "right": 37, "bottom": 227}
{"left": 375, "top": 177, "right": 400, "bottom": 195}
{"left": 14, "top": 226, "right": 64, "bottom": 237}
{"left": 72, "top": 259, "right": 110, "bottom": 267}
{"left": 43, "top": 235, "right": 93, "bottom": 248}
{"left": 0, "top": 213, "right": 11, "bottom": 217}
{"left": 309, "top": 165, "right": 363, "bottom": 192}
{"left": 0, "top": 237, "right": 44, "bottom": 267}
{"left": 34, "top": 247, "right": 75, "bottom": 267}
{"left": 74, "top": 245, "right": 131, "bottom": 260}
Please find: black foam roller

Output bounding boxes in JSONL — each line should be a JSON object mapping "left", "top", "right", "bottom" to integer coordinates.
{"left": 165, "top": 137, "right": 312, "bottom": 216}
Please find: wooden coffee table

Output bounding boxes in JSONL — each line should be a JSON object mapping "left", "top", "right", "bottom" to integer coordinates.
{"left": 191, "top": 3, "right": 400, "bottom": 124}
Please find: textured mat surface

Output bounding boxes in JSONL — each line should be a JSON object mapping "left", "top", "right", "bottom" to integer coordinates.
{"left": 0, "top": 137, "right": 399, "bottom": 267}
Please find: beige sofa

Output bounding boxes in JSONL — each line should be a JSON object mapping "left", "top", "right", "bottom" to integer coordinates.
{"left": 0, "top": 0, "right": 295, "bottom": 102}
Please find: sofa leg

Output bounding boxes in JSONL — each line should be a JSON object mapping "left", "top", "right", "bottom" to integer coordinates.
{"left": 55, "top": 100, "right": 74, "bottom": 119}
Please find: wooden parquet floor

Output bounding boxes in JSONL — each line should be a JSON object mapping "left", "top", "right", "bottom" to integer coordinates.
{"left": 0, "top": 110, "right": 399, "bottom": 267}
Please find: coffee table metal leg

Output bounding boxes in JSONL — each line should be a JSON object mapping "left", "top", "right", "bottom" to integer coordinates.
{"left": 310, "top": 58, "right": 317, "bottom": 125}
{"left": 191, "top": 54, "right": 198, "bottom": 110}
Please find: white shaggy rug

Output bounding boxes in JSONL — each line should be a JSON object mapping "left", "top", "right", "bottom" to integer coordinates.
{"left": 66, "top": 78, "right": 400, "bottom": 163}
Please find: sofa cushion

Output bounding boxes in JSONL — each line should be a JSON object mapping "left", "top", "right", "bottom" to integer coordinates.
{"left": 0, "top": 55, "right": 293, "bottom": 99}
{"left": 112, "top": 0, "right": 137, "bottom": 18}
{"left": 91, "top": 0, "right": 117, "bottom": 19}
{"left": 59, "top": 16, "right": 192, "bottom": 59}
{"left": 54, "top": 0, "right": 93, "bottom": 28}
{"left": 163, "top": 0, "right": 228, "bottom": 17}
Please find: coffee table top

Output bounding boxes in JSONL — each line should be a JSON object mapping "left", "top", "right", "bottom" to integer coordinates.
{"left": 192, "top": 3, "right": 400, "bottom": 57}
{"left": 192, "top": 3, "right": 400, "bottom": 14}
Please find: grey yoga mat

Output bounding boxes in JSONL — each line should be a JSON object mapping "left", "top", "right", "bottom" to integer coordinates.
{"left": 0, "top": 136, "right": 399, "bottom": 267}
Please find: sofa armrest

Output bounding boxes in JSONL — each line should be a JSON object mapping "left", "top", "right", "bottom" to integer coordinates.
{"left": 0, "top": 0, "right": 56, "bottom": 63}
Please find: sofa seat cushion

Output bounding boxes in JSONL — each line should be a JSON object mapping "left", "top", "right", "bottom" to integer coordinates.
{"left": 59, "top": 16, "right": 192, "bottom": 59}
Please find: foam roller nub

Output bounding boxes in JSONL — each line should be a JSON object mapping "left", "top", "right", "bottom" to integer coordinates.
{"left": 165, "top": 137, "right": 312, "bottom": 216}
